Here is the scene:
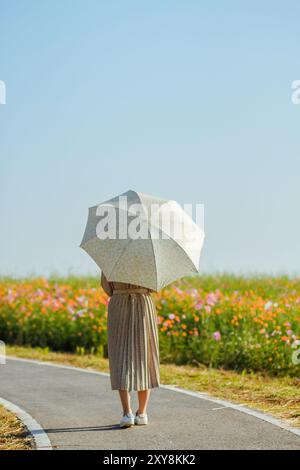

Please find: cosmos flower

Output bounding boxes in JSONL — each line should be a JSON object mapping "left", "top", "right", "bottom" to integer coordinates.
{"left": 213, "top": 331, "right": 221, "bottom": 341}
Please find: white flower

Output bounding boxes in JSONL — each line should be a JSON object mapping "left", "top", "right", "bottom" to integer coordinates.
{"left": 264, "top": 301, "right": 273, "bottom": 311}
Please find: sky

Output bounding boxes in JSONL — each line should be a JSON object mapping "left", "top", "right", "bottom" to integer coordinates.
{"left": 1, "top": 0, "right": 300, "bottom": 277}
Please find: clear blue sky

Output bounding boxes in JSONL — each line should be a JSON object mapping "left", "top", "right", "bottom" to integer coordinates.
{"left": 1, "top": 0, "right": 299, "bottom": 277}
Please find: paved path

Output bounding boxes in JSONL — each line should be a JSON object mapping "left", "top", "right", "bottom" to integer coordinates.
{"left": 1, "top": 357, "right": 300, "bottom": 450}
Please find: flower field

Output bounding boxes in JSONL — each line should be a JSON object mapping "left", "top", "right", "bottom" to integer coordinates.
{"left": 1, "top": 275, "right": 300, "bottom": 376}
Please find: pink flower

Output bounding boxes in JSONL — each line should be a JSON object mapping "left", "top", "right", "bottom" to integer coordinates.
{"left": 195, "top": 302, "right": 203, "bottom": 310}
{"left": 191, "top": 288, "right": 198, "bottom": 297}
{"left": 76, "top": 296, "right": 87, "bottom": 305}
{"left": 7, "top": 289, "right": 15, "bottom": 303}
{"left": 206, "top": 292, "right": 218, "bottom": 306}
{"left": 213, "top": 331, "right": 221, "bottom": 341}
{"left": 205, "top": 305, "right": 211, "bottom": 313}
{"left": 168, "top": 313, "right": 175, "bottom": 320}
{"left": 175, "top": 287, "right": 183, "bottom": 295}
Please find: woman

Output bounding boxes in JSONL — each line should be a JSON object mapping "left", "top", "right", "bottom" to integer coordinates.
{"left": 101, "top": 271, "right": 160, "bottom": 428}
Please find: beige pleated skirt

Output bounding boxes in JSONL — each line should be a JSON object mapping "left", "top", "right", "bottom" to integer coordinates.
{"left": 107, "top": 291, "right": 160, "bottom": 391}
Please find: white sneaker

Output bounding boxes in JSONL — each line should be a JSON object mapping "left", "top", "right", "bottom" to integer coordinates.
{"left": 134, "top": 412, "right": 148, "bottom": 425}
{"left": 120, "top": 412, "right": 135, "bottom": 428}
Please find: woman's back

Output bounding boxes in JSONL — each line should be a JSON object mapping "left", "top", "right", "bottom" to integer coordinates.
{"left": 101, "top": 272, "right": 154, "bottom": 296}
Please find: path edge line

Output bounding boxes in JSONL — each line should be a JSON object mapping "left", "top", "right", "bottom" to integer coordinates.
{"left": 160, "top": 384, "right": 300, "bottom": 437}
{"left": 0, "top": 396, "right": 53, "bottom": 450}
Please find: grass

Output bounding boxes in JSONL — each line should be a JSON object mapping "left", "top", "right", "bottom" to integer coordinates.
{"left": 6, "top": 344, "right": 300, "bottom": 429}
{"left": 0, "top": 404, "right": 33, "bottom": 450}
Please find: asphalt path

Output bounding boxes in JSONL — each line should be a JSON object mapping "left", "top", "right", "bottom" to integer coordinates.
{"left": 1, "top": 357, "right": 300, "bottom": 450}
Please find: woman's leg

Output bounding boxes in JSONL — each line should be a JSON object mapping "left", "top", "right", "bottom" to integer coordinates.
{"left": 137, "top": 389, "right": 151, "bottom": 414}
{"left": 118, "top": 390, "right": 132, "bottom": 415}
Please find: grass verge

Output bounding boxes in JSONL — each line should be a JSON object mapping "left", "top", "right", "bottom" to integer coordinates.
{"left": 6, "top": 345, "right": 300, "bottom": 429}
{"left": 0, "top": 404, "right": 33, "bottom": 450}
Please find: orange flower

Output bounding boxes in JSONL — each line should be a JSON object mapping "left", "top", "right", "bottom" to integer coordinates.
{"left": 281, "top": 336, "right": 289, "bottom": 342}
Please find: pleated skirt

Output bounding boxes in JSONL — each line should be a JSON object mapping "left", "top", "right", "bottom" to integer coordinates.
{"left": 107, "top": 293, "right": 160, "bottom": 391}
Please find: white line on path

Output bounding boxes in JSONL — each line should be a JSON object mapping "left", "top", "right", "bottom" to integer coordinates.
{"left": 5, "top": 356, "right": 300, "bottom": 439}
{"left": 160, "top": 385, "right": 300, "bottom": 438}
{"left": 0, "top": 396, "right": 53, "bottom": 450}
{"left": 211, "top": 404, "right": 247, "bottom": 410}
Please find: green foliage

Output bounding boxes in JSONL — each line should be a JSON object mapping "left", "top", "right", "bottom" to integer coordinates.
{"left": 1, "top": 275, "right": 300, "bottom": 376}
